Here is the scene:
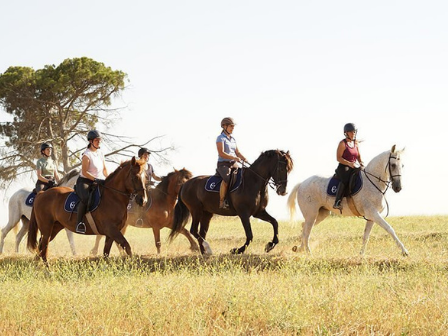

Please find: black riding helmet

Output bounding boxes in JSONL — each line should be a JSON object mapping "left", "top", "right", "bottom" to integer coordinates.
{"left": 343, "top": 123, "right": 357, "bottom": 133}
{"left": 87, "top": 130, "right": 101, "bottom": 141}
{"left": 138, "top": 147, "right": 151, "bottom": 157}
{"left": 40, "top": 142, "right": 53, "bottom": 153}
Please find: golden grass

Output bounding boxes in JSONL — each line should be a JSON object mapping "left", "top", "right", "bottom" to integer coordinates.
{"left": 1, "top": 215, "right": 448, "bottom": 335}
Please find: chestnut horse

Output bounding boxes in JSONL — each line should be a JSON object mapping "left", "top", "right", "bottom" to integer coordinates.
{"left": 90, "top": 168, "right": 198, "bottom": 255}
{"left": 169, "top": 150, "right": 293, "bottom": 255}
{"left": 27, "top": 158, "right": 147, "bottom": 262}
{"left": 0, "top": 169, "right": 79, "bottom": 254}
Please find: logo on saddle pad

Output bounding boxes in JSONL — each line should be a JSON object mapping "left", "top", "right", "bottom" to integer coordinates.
{"left": 25, "top": 192, "right": 37, "bottom": 207}
{"left": 326, "top": 173, "right": 363, "bottom": 197}
{"left": 64, "top": 188, "right": 101, "bottom": 213}
{"left": 205, "top": 169, "right": 243, "bottom": 193}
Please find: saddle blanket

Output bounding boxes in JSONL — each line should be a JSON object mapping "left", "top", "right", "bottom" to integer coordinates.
{"left": 205, "top": 169, "right": 243, "bottom": 193}
{"left": 64, "top": 188, "right": 101, "bottom": 213}
{"left": 25, "top": 192, "right": 37, "bottom": 207}
{"left": 326, "top": 173, "right": 363, "bottom": 197}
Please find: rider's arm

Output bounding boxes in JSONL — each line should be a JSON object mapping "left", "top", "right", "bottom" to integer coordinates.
{"left": 152, "top": 172, "right": 162, "bottom": 182}
{"left": 356, "top": 142, "right": 364, "bottom": 167}
{"left": 102, "top": 157, "right": 109, "bottom": 177}
{"left": 235, "top": 147, "right": 247, "bottom": 163}
{"left": 81, "top": 155, "right": 95, "bottom": 181}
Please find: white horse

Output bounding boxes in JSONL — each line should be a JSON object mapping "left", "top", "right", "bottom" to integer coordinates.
{"left": 287, "top": 145, "right": 408, "bottom": 256}
{"left": 0, "top": 169, "right": 79, "bottom": 254}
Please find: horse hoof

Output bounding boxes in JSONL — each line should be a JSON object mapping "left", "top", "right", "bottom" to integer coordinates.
{"left": 264, "top": 242, "right": 276, "bottom": 253}
{"left": 292, "top": 246, "right": 298, "bottom": 252}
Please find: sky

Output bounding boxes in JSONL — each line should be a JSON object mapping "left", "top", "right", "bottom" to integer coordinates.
{"left": 1, "top": 1, "right": 447, "bottom": 224}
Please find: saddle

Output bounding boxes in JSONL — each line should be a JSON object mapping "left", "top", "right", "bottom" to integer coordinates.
{"left": 64, "top": 187, "right": 102, "bottom": 213}
{"left": 205, "top": 168, "right": 243, "bottom": 193}
{"left": 326, "top": 170, "right": 363, "bottom": 197}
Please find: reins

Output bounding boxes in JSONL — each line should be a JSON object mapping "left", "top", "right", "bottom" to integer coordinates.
{"left": 100, "top": 165, "right": 145, "bottom": 199}
{"left": 241, "top": 156, "right": 286, "bottom": 191}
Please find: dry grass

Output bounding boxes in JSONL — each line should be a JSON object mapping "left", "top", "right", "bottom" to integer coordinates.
{"left": 1, "top": 215, "right": 448, "bottom": 335}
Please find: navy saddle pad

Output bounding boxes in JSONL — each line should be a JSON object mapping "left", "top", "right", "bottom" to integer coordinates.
{"left": 64, "top": 188, "right": 101, "bottom": 213}
{"left": 326, "top": 173, "right": 363, "bottom": 197}
{"left": 25, "top": 192, "right": 37, "bottom": 207}
{"left": 205, "top": 168, "right": 243, "bottom": 193}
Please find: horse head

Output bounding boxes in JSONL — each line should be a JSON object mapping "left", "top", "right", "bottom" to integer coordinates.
{"left": 127, "top": 157, "right": 148, "bottom": 206}
{"left": 270, "top": 150, "right": 294, "bottom": 196}
{"left": 389, "top": 145, "right": 405, "bottom": 193}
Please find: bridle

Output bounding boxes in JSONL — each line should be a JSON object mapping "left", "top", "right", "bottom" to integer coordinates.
{"left": 363, "top": 153, "right": 401, "bottom": 216}
{"left": 242, "top": 154, "right": 288, "bottom": 191}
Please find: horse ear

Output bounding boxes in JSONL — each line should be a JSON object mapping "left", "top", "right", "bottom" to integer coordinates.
{"left": 391, "top": 144, "right": 396, "bottom": 153}
{"left": 173, "top": 167, "right": 178, "bottom": 172}
{"left": 131, "top": 156, "right": 136, "bottom": 164}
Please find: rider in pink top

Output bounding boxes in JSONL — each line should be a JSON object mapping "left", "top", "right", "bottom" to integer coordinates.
{"left": 333, "top": 123, "right": 364, "bottom": 210}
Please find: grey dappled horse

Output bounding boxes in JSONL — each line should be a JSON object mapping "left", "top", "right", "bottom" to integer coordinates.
{"left": 0, "top": 169, "right": 79, "bottom": 254}
{"left": 287, "top": 145, "right": 408, "bottom": 256}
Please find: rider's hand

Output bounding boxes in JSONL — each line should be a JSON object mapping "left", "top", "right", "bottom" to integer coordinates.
{"left": 47, "top": 180, "right": 56, "bottom": 188}
{"left": 94, "top": 178, "right": 106, "bottom": 185}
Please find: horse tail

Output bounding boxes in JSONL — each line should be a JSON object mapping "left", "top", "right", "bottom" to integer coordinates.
{"left": 287, "top": 183, "right": 301, "bottom": 221}
{"left": 27, "top": 207, "right": 38, "bottom": 252}
{"left": 168, "top": 192, "right": 190, "bottom": 242}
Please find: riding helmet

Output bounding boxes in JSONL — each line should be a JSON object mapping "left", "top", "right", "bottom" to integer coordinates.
{"left": 87, "top": 130, "right": 101, "bottom": 141}
{"left": 138, "top": 147, "right": 151, "bottom": 157}
{"left": 40, "top": 142, "right": 53, "bottom": 153}
{"left": 221, "top": 117, "right": 236, "bottom": 127}
{"left": 343, "top": 123, "right": 357, "bottom": 133}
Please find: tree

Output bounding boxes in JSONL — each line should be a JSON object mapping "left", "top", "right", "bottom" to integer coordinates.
{"left": 0, "top": 57, "right": 170, "bottom": 187}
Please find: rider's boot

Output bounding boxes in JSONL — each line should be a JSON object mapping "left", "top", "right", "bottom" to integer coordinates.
{"left": 76, "top": 201, "right": 87, "bottom": 234}
{"left": 333, "top": 182, "right": 345, "bottom": 210}
{"left": 219, "top": 181, "right": 229, "bottom": 209}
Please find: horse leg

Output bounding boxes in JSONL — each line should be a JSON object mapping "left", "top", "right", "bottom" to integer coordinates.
{"left": 103, "top": 236, "right": 114, "bottom": 257}
{"left": 64, "top": 228, "right": 77, "bottom": 256}
{"left": 360, "top": 220, "right": 374, "bottom": 255}
{"left": 370, "top": 212, "right": 409, "bottom": 256}
{"left": 115, "top": 225, "right": 129, "bottom": 256}
{"left": 104, "top": 229, "right": 132, "bottom": 257}
{"left": 90, "top": 235, "right": 103, "bottom": 255}
{"left": 0, "top": 212, "right": 23, "bottom": 254}
{"left": 231, "top": 215, "right": 253, "bottom": 254}
{"left": 189, "top": 211, "right": 207, "bottom": 254}
{"left": 152, "top": 227, "right": 162, "bottom": 254}
{"left": 15, "top": 217, "right": 30, "bottom": 253}
{"left": 253, "top": 209, "right": 279, "bottom": 253}
{"left": 180, "top": 227, "right": 200, "bottom": 252}
{"left": 294, "top": 211, "right": 319, "bottom": 254}
{"left": 197, "top": 212, "right": 213, "bottom": 255}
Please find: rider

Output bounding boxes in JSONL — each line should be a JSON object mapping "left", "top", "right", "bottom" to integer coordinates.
{"left": 333, "top": 123, "right": 364, "bottom": 210}
{"left": 35, "top": 143, "right": 60, "bottom": 192}
{"left": 75, "top": 130, "right": 109, "bottom": 234}
{"left": 138, "top": 147, "right": 161, "bottom": 188}
{"left": 216, "top": 117, "right": 247, "bottom": 209}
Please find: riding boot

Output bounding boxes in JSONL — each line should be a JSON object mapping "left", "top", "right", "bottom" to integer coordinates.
{"left": 76, "top": 201, "right": 87, "bottom": 234}
{"left": 333, "top": 182, "right": 345, "bottom": 210}
{"left": 219, "top": 181, "right": 229, "bottom": 209}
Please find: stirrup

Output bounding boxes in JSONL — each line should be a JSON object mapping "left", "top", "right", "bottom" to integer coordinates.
{"left": 219, "top": 200, "right": 229, "bottom": 209}
{"left": 76, "top": 222, "right": 86, "bottom": 234}
{"left": 333, "top": 201, "right": 342, "bottom": 210}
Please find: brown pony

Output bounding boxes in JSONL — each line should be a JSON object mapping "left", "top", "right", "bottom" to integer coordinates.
{"left": 169, "top": 150, "right": 293, "bottom": 255}
{"left": 27, "top": 157, "right": 147, "bottom": 262}
{"left": 90, "top": 168, "right": 198, "bottom": 255}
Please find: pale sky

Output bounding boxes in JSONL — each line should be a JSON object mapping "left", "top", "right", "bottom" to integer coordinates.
{"left": 1, "top": 1, "right": 447, "bottom": 223}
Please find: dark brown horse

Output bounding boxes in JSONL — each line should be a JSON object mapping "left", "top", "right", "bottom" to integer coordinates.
{"left": 27, "top": 157, "right": 147, "bottom": 262}
{"left": 90, "top": 168, "right": 199, "bottom": 255}
{"left": 169, "top": 150, "right": 293, "bottom": 254}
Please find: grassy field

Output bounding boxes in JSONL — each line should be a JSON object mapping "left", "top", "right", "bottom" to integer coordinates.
{"left": 1, "top": 215, "right": 448, "bottom": 335}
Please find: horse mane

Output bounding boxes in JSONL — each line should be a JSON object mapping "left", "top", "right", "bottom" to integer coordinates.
{"left": 106, "top": 158, "right": 145, "bottom": 181}
{"left": 59, "top": 168, "right": 80, "bottom": 185}
{"left": 256, "top": 149, "right": 294, "bottom": 172}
